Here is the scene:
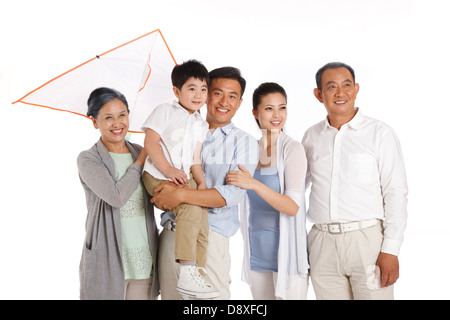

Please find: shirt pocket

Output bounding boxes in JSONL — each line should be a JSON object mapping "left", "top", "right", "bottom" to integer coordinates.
{"left": 347, "top": 152, "right": 377, "bottom": 183}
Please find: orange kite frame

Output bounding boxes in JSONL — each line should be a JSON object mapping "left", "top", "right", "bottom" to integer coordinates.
{"left": 12, "top": 29, "right": 177, "bottom": 133}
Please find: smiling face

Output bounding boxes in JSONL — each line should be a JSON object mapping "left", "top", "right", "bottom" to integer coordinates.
{"left": 92, "top": 98, "right": 130, "bottom": 149}
{"left": 253, "top": 92, "right": 287, "bottom": 131}
{"left": 173, "top": 77, "right": 208, "bottom": 113}
{"left": 206, "top": 78, "right": 243, "bottom": 129}
{"left": 314, "top": 67, "right": 359, "bottom": 125}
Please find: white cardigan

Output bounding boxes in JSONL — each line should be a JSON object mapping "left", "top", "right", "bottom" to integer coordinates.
{"left": 239, "top": 131, "right": 309, "bottom": 300}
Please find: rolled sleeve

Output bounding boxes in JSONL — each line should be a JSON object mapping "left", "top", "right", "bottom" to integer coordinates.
{"left": 213, "top": 176, "right": 253, "bottom": 208}
{"left": 202, "top": 123, "right": 258, "bottom": 237}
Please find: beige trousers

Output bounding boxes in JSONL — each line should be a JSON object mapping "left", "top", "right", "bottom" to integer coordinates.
{"left": 143, "top": 171, "right": 209, "bottom": 267}
{"left": 124, "top": 277, "right": 157, "bottom": 300}
{"left": 158, "top": 227, "right": 231, "bottom": 300}
{"left": 249, "top": 270, "right": 309, "bottom": 300}
{"left": 158, "top": 227, "right": 181, "bottom": 300}
{"left": 202, "top": 229, "right": 231, "bottom": 300}
{"left": 308, "top": 221, "right": 394, "bottom": 300}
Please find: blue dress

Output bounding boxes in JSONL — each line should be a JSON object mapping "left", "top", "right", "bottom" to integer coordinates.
{"left": 247, "top": 165, "right": 280, "bottom": 272}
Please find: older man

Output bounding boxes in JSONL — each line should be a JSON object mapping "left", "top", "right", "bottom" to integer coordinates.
{"left": 302, "top": 62, "right": 408, "bottom": 300}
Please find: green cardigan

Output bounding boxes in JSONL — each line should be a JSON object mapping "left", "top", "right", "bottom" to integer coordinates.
{"left": 77, "top": 139, "right": 159, "bottom": 299}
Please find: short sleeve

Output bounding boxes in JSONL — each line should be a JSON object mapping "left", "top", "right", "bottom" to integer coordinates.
{"left": 141, "top": 104, "right": 169, "bottom": 134}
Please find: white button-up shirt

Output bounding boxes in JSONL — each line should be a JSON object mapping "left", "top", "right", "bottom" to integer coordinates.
{"left": 302, "top": 109, "right": 408, "bottom": 255}
{"left": 141, "top": 101, "right": 209, "bottom": 180}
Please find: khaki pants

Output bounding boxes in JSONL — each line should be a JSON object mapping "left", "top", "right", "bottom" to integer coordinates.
{"left": 249, "top": 270, "right": 308, "bottom": 300}
{"left": 308, "top": 221, "right": 394, "bottom": 300}
{"left": 124, "top": 277, "right": 158, "bottom": 300}
{"left": 158, "top": 227, "right": 231, "bottom": 300}
{"left": 143, "top": 171, "right": 209, "bottom": 267}
{"left": 202, "top": 229, "right": 231, "bottom": 300}
{"left": 158, "top": 227, "right": 182, "bottom": 300}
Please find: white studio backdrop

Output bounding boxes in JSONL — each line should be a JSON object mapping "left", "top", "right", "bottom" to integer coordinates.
{"left": 1, "top": 0, "right": 449, "bottom": 300}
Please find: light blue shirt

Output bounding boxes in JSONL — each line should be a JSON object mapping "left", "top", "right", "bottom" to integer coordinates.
{"left": 160, "top": 122, "right": 258, "bottom": 237}
{"left": 202, "top": 122, "right": 258, "bottom": 237}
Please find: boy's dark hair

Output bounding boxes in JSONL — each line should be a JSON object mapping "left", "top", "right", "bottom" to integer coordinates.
{"left": 171, "top": 59, "right": 209, "bottom": 89}
{"left": 315, "top": 62, "right": 356, "bottom": 90}
{"left": 209, "top": 67, "right": 246, "bottom": 98}
{"left": 87, "top": 87, "right": 129, "bottom": 119}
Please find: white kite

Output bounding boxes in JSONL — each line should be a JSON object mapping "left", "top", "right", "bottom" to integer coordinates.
{"left": 13, "top": 29, "right": 177, "bottom": 133}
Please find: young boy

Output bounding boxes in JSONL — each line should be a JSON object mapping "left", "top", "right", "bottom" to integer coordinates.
{"left": 141, "top": 60, "right": 218, "bottom": 299}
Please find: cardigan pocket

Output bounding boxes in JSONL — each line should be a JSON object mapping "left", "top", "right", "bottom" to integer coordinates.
{"left": 85, "top": 222, "right": 99, "bottom": 251}
{"left": 85, "top": 205, "right": 103, "bottom": 250}
{"left": 80, "top": 245, "right": 98, "bottom": 299}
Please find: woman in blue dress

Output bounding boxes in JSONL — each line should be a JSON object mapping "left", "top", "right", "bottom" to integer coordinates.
{"left": 226, "top": 82, "right": 309, "bottom": 300}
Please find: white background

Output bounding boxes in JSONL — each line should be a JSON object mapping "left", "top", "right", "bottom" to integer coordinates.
{"left": 1, "top": 0, "right": 449, "bottom": 300}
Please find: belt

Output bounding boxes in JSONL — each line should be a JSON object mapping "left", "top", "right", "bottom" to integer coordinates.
{"left": 315, "top": 219, "right": 379, "bottom": 234}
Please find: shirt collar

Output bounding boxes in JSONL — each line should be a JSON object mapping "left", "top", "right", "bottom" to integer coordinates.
{"left": 322, "top": 108, "right": 363, "bottom": 132}
{"left": 205, "top": 122, "right": 235, "bottom": 141}
{"left": 346, "top": 108, "right": 363, "bottom": 130}
{"left": 173, "top": 100, "right": 201, "bottom": 116}
{"left": 216, "top": 122, "right": 235, "bottom": 136}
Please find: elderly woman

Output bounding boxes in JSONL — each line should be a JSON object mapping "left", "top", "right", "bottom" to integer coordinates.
{"left": 77, "top": 87, "right": 159, "bottom": 300}
{"left": 226, "top": 82, "right": 309, "bottom": 300}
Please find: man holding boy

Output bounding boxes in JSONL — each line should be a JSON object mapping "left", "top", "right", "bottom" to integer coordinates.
{"left": 142, "top": 60, "right": 218, "bottom": 299}
{"left": 302, "top": 62, "right": 408, "bottom": 299}
{"left": 152, "top": 66, "right": 259, "bottom": 300}
{"left": 142, "top": 60, "right": 219, "bottom": 298}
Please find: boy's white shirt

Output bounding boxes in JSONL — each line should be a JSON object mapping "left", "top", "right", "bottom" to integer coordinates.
{"left": 141, "top": 100, "right": 209, "bottom": 180}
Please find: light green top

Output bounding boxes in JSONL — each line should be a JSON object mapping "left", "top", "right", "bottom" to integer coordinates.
{"left": 110, "top": 152, "right": 152, "bottom": 280}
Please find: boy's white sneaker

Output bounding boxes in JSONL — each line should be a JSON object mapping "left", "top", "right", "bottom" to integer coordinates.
{"left": 176, "top": 265, "right": 219, "bottom": 299}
